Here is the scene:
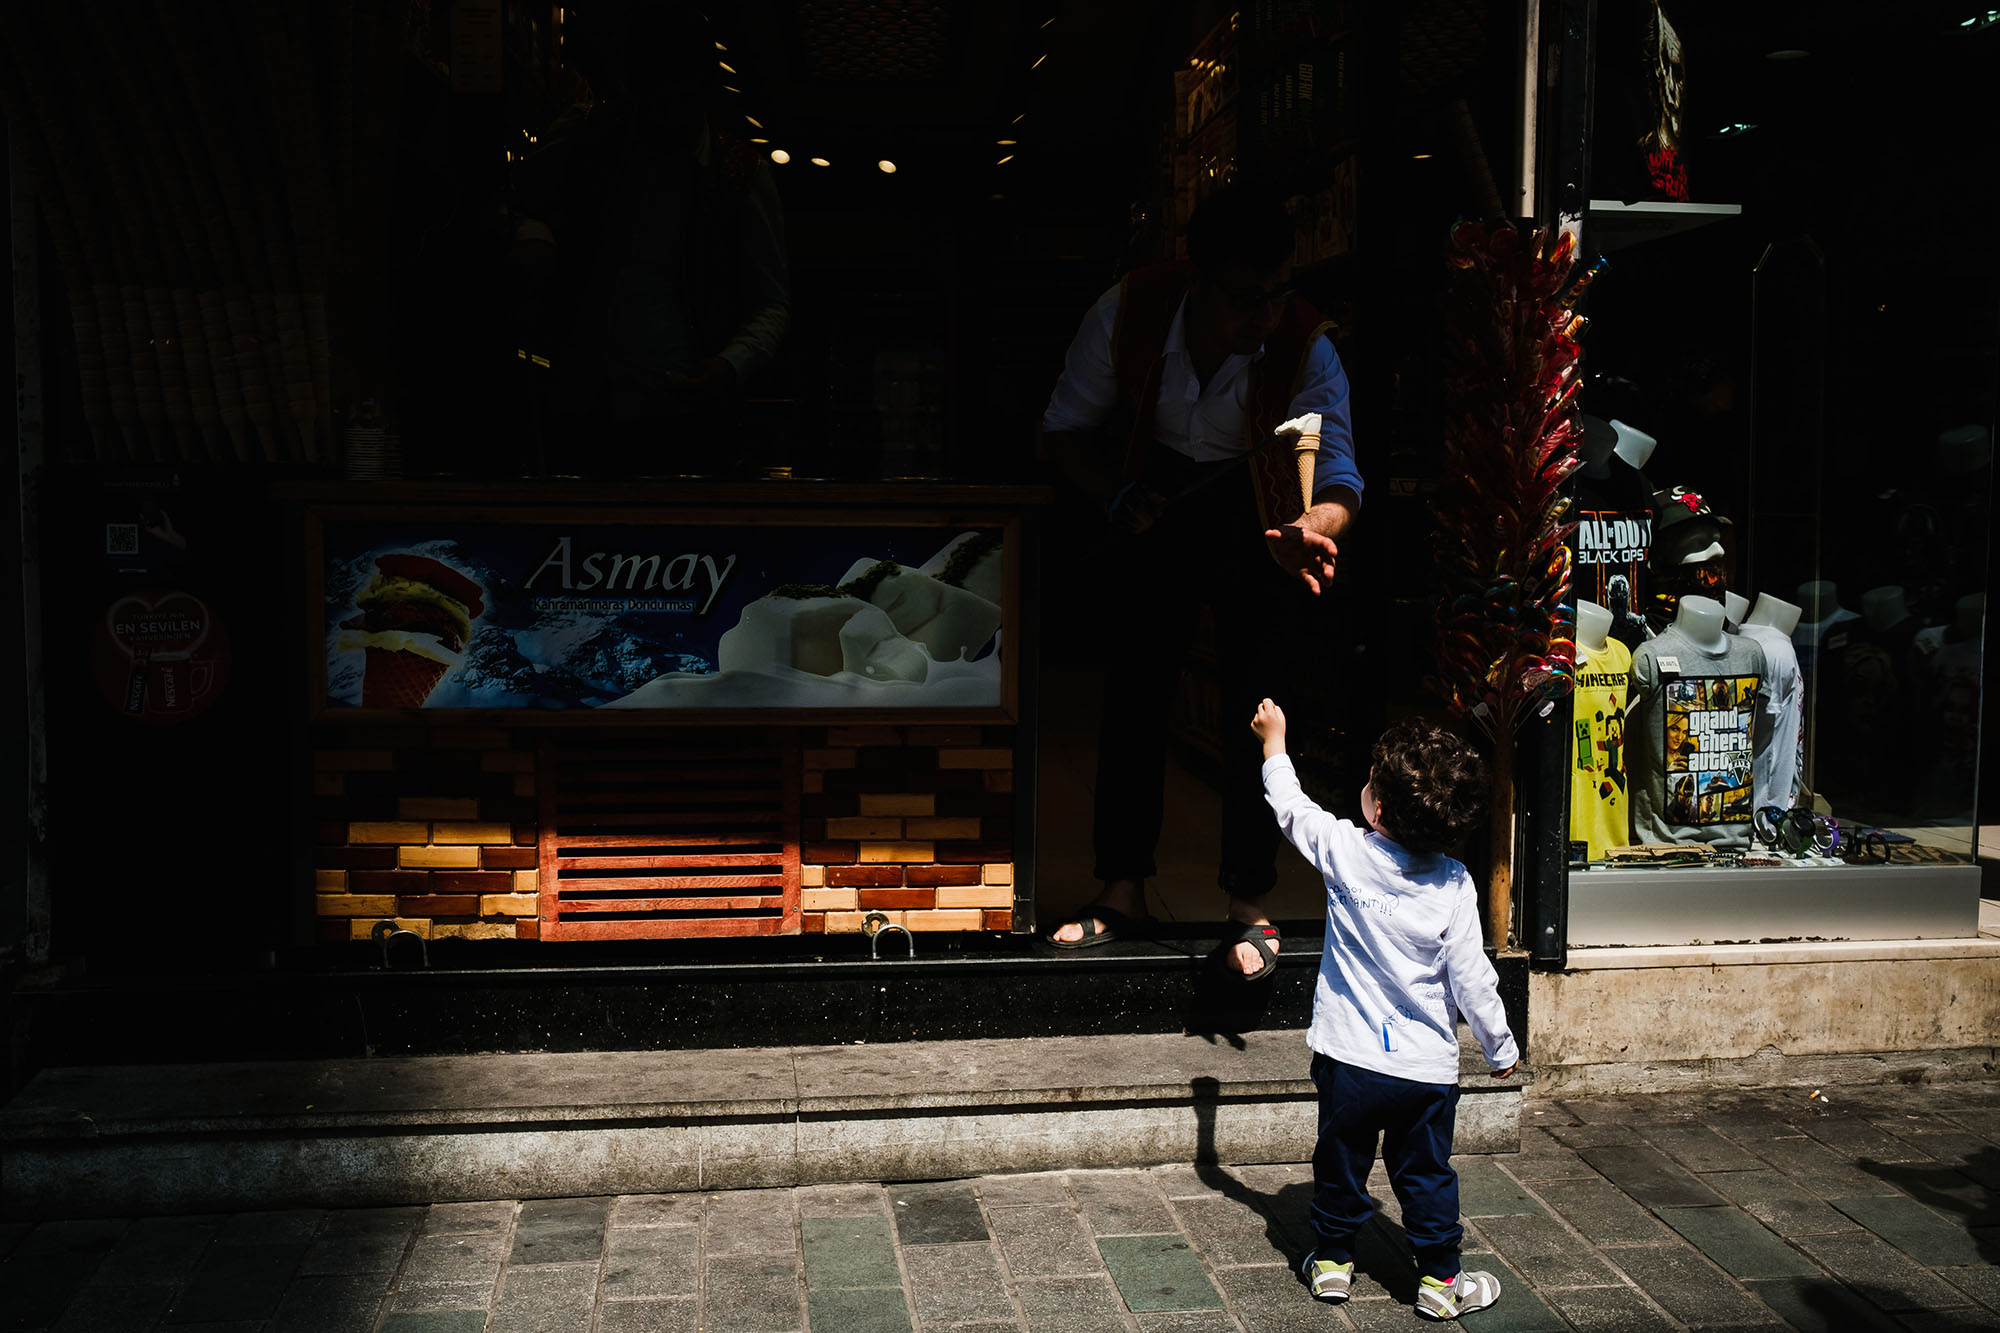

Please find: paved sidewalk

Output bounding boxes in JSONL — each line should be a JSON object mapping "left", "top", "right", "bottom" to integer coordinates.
{"left": 4, "top": 1082, "right": 1995, "bottom": 1331}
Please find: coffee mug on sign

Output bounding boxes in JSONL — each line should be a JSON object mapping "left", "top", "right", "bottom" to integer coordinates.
{"left": 147, "top": 656, "right": 216, "bottom": 712}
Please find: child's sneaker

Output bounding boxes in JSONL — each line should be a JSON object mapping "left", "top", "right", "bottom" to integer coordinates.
{"left": 1297, "top": 1251, "right": 1353, "bottom": 1302}
{"left": 1416, "top": 1270, "right": 1502, "bottom": 1320}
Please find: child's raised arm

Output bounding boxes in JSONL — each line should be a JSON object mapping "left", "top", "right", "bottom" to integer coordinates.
{"left": 1251, "top": 697, "right": 1287, "bottom": 760}
{"left": 1257, "top": 701, "right": 1351, "bottom": 870}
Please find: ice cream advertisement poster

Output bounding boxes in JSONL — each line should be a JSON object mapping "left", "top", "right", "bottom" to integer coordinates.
{"left": 315, "top": 516, "right": 1012, "bottom": 715}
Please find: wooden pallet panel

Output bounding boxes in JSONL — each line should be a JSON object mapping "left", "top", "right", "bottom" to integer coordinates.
{"left": 537, "top": 734, "right": 801, "bottom": 940}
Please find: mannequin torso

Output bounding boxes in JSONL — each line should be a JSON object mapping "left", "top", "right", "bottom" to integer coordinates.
{"left": 1745, "top": 592, "right": 1802, "bottom": 637}
{"left": 1737, "top": 594, "right": 1807, "bottom": 810}
{"left": 1626, "top": 599, "right": 1768, "bottom": 850}
{"left": 1673, "top": 595, "right": 1728, "bottom": 652}
{"left": 1575, "top": 599, "right": 1613, "bottom": 652}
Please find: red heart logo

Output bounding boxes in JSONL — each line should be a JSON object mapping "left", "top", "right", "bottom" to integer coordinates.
{"left": 106, "top": 591, "right": 210, "bottom": 660}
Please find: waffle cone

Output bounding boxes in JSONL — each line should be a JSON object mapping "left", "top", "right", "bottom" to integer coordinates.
{"left": 1293, "top": 432, "right": 1321, "bottom": 516}
{"left": 361, "top": 647, "right": 450, "bottom": 708}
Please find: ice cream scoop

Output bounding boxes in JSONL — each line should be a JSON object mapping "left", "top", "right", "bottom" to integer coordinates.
{"left": 339, "top": 553, "right": 485, "bottom": 707}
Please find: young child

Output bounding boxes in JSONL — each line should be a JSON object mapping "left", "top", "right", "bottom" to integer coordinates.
{"left": 1252, "top": 699, "right": 1519, "bottom": 1322}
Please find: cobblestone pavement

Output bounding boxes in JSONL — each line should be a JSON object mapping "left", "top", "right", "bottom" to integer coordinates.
{"left": 4, "top": 1082, "right": 1995, "bottom": 1331}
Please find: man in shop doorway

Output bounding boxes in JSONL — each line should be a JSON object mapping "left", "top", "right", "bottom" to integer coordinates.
{"left": 1038, "top": 184, "right": 1362, "bottom": 977}
{"left": 508, "top": 1, "right": 790, "bottom": 477}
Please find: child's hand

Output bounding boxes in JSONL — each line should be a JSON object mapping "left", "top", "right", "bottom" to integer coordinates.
{"left": 1490, "top": 1063, "right": 1517, "bottom": 1080}
{"left": 1251, "top": 698, "right": 1287, "bottom": 755}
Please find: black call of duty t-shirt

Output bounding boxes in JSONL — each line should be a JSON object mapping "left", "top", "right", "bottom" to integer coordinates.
{"left": 1573, "top": 456, "right": 1657, "bottom": 651}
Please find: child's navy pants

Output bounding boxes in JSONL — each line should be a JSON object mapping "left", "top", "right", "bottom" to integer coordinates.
{"left": 1307, "top": 1051, "right": 1463, "bottom": 1281}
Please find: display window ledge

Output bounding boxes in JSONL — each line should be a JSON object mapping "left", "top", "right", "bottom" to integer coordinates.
{"left": 1564, "top": 898, "right": 2000, "bottom": 969}
{"left": 1565, "top": 862, "right": 1984, "bottom": 949}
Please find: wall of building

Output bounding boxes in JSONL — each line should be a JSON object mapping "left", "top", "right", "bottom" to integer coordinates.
{"left": 799, "top": 725, "right": 1016, "bottom": 934}
{"left": 309, "top": 722, "right": 1018, "bottom": 942}
{"left": 311, "top": 727, "right": 542, "bottom": 941}
{"left": 1529, "top": 945, "right": 2000, "bottom": 1097}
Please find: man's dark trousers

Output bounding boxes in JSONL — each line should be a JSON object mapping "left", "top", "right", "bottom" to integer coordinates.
{"left": 1091, "top": 449, "right": 1303, "bottom": 897}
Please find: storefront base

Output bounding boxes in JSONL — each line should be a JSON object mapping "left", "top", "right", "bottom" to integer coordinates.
{"left": 1527, "top": 932, "right": 2000, "bottom": 1098}
{"left": 0, "top": 1030, "right": 1521, "bottom": 1219}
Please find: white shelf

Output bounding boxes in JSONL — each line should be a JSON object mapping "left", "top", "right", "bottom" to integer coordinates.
{"left": 1586, "top": 199, "right": 1743, "bottom": 252}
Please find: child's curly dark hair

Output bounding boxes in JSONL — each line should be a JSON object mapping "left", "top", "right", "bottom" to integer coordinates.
{"left": 1368, "top": 718, "right": 1488, "bottom": 855}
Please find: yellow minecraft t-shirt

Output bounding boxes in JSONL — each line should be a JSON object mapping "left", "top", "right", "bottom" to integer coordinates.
{"left": 1569, "top": 638, "right": 1634, "bottom": 860}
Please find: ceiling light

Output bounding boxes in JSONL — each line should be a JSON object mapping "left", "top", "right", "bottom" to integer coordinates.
{"left": 997, "top": 154, "right": 1014, "bottom": 165}
{"left": 750, "top": 137, "right": 769, "bottom": 144}
{"left": 1960, "top": 9, "right": 2000, "bottom": 30}
{"left": 1412, "top": 152, "right": 1432, "bottom": 159}
{"left": 770, "top": 149, "right": 790, "bottom": 164}
{"left": 1031, "top": 53, "right": 1048, "bottom": 69}
{"left": 811, "top": 156, "right": 831, "bottom": 166}
{"left": 718, "top": 60, "right": 736, "bottom": 74}
{"left": 746, "top": 115, "right": 764, "bottom": 129}
{"left": 877, "top": 159, "right": 897, "bottom": 173}
{"left": 997, "top": 139, "right": 1016, "bottom": 145}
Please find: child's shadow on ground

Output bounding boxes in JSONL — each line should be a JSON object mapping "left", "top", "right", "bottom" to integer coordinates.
{"left": 1190, "top": 1077, "right": 1422, "bottom": 1305}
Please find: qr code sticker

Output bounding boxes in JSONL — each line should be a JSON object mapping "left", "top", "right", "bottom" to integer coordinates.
{"left": 106, "top": 523, "right": 140, "bottom": 555}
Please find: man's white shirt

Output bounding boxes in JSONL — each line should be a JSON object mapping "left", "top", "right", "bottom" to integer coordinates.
{"left": 1042, "top": 284, "right": 1363, "bottom": 501}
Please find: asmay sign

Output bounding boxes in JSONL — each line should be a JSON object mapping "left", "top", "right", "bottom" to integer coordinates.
{"left": 524, "top": 535, "right": 738, "bottom": 614}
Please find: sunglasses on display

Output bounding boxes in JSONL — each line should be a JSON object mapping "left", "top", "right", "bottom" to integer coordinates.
{"left": 1751, "top": 806, "right": 1840, "bottom": 857}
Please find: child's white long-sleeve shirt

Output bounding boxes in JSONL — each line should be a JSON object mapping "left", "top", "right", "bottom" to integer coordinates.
{"left": 1263, "top": 755, "right": 1519, "bottom": 1085}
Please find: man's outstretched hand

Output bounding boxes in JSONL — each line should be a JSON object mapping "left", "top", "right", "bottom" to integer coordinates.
{"left": 1265, "top": 523, "right": 1339, "bottom": 595}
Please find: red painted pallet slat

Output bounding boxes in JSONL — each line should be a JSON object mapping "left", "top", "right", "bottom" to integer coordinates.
{"left": 552, "top": 893, "right": 785, "bottom": 913}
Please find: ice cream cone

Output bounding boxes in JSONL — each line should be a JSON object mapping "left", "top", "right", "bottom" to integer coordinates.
{"left": 1293, "top": 431, "right": 1321, "bottom": 517}
{"left": 361, "top": 647, "right": 450, "bottom": 708}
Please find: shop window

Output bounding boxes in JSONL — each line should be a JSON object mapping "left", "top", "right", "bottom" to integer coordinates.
{"left": 536, "top": 733, "right": 802, "bottom": 940}
{"left": 1556, "top": 1, "right": 1993, "bottom": 950}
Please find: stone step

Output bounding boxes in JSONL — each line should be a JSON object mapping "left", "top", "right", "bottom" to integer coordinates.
{"left": 4, "top": 930, "right": 1337, "bottom": 1072}
{"left": 0, "top": 1029, "right": 1523, "bottom": 1219}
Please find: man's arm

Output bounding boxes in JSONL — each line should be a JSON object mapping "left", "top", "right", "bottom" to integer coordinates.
{"left": 1265, "top": 337, "right": 1361, "bottom": 593}
{"left": 1298, "top": 488, "right": 1358, "bottom": 541}
{"left": 1266, "top": 488, "right": 1356, "bottom": 596}
{"left": 1037, "top": 428, "right": 1123, "bottom": 505}
{"left": 1041, "top": 286, "right": 1167, "bottom": 524}
{"left": 1042, "top": 286, "right": 1122, "bottom": 437}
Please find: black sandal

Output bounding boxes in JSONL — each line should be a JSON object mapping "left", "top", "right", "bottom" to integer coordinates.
{"left": 1209, "top": 922, "right": 1280, "bottom": 983}
{"left": 1044, "top": 905, "right": 1151, "bottom": 950}
{"left": 1188, "top": 923, "right": 1283, "bottom": 1036}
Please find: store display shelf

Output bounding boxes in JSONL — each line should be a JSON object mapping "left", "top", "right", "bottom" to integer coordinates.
{"left": 1585, "top": 198, "right": 1742, "bottom": 252}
